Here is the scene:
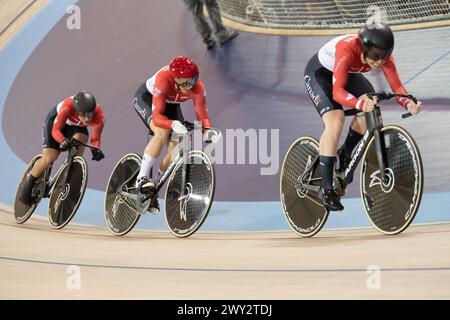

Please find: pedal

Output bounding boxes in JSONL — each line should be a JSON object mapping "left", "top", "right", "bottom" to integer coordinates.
{"left": 333, "top": 177, "right": 347, "bottom": 197}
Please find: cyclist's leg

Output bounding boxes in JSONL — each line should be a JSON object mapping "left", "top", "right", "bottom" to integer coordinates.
{"left": 131, "top": 85, "right": 165, "bottom": 209}
{"left": 20, "top": 148, "right": 59, "bottom": 205}
{"left": 133, "top": 84, "right": 164, "bottom": 186}
{"left": 145, "top": 101, "right": 183, "bottom": 179}
{"left": 320, "top": 110, "right": 345, "bottom": 187}
{"left": 159, "top": 104, "right": 184, "bottom": 173}
{"left": 21, "top": 108, "right": 60, "bottom": 204}
{"left": 30, "top": 148, "right": 59, "bottom": 178}
{"left": 340, "top": 74, "right": 375, "bottom": 157}
{"left": 31, "top": 107, "right": 61, "bottom": 178}
{"left": 304, "top": 54, "right": 343, "bottom": 186}
{"left": 161, "top": 140, "right": 180, "bottom": 172}
{"left": 147, "top": 120, "right": 170, "bottom": 159}
{"left": 304, "top": 53, "right": 344, "bottom": 210}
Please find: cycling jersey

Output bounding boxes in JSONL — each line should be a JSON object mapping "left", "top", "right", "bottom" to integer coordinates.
{"left": 318, "top": 34, "right": 411, "bottom": 110}
{"left": 146, "top": 66, "right": 212, "bottom": 129}
{"left": 52, "top": 96, "right": 105, "bottom": 148}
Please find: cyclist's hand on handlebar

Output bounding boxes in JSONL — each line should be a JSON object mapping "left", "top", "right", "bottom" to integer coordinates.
{"left": 91, "top": 148, "right": 105, "bottom": 161}
{"left": 171, "top": 121, "right": 188, "bottom": 134}
{"left": 406, "top": 100, "right": 422, "bottom": 115}
{"left": 359, "top": 94, "right": 377, "bottom": 112}
{"left": 203, "top": 128, "right": 222, "bottom": 144}
{"left": 60, "top": 138, "right": 74, "bottom": 151}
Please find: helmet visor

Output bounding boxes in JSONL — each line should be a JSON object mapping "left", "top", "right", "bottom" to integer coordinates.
{"left": 175, "top": 76, "right": 198, "bottom": 89}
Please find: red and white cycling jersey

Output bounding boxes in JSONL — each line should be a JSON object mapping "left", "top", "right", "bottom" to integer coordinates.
{"left": 146, "top": 66, "right": 212, "bottom": 129}
{"left": 318, "top": 34, "right": 411, "bottom": 110}
{"left": 52, "top": 97, "right": 105, "bottom": 148}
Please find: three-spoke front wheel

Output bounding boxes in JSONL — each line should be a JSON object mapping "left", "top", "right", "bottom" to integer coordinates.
{"left": 48, "top": 156, "right": 88, "bottom": 229}
{"left": 165, "top": 151, "right": 215, "bottom": 238}
{"left": 361, "top": 125, "right": 423, "bottom": 235}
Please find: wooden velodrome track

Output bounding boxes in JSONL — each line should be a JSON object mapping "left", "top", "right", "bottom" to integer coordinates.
{"left": 1, "top": 205, "right": 450, "bottom": 299}
{"left": 1, "top": 1, "right": 449, "bottom": 300}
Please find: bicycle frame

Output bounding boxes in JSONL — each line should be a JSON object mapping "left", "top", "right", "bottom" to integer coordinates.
{"left": 155, "top": 131, "right": 190, "bottom": 198}
{"left": 297, "top": 91, "right": 418, "bottom": 194}
{"left": 117, "top": 129, "right": 193, "bottom": 203}
{"left": 41, "top": 140, "right": 97, "bottom": 198}
{"left": 115, "top": 120, "right": 212, "bottom": 210}
{"left": 343, "top": 107, "right": 387, "bottom": 184}
{"left": 298, "top": 106, "right": 388, "bottom": 193}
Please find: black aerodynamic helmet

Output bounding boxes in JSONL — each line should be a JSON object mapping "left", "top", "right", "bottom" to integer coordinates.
{"left": 73, "top": 91, "right": 97, "bottom": 114}
{"left": 358, "top": 22, "right": 394, "bottom": 61}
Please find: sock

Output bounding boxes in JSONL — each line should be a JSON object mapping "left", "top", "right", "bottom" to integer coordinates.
{"left": 320, "top": 155, "right": 336, "bottom": 189}
{"left": 342, "top": 127, "right": 364, "bottom": 157}
{"left": 137, "top": 154, "right": 156, "bottom": 180}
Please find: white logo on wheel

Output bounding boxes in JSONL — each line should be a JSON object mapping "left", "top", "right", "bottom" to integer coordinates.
{"left": 179, "top": 183, "right": 193, "bottom": 222}
{"left": 296, "top": 155, "right": 313, "bottom": 198}
{"left": 54, "top": 183, "right": 70, "bottom": 212}
{"left": 112, "top": 194, "right": 126, "bottom": 218}
{"left": 369, "top": 168, "right": 395, "bottom": 193}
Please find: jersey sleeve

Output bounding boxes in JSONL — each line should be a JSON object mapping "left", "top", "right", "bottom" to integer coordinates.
{"left": 151, "top": 76, "right": 173, "bottom": 129}
{"left": 192, "top": 81, "right": 212, "bottom": 129}
{"left": 51, "top": 102, "right": 72, "bottom": 144}
{"left": 332, "top": 49, "right": 364, "bottom": 110}
{"left": 382, "top": 55, "right": 410, "bottom": 109}
{"left": 90, "top": 106, "right": 105, "bottom": 148}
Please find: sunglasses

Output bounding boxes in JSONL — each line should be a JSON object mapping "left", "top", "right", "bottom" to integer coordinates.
{"left": 175, "top": 77, "right": 197, "bottom": 89}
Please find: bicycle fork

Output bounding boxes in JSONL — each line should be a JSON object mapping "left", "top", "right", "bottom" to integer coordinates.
{"left": 178, "top": 132, "right": 191, "bottom": 201}
{"left": 367, "top": 109, "right": 388, "bottom": 184}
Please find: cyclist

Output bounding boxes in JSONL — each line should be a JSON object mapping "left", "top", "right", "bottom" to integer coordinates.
{"left": 303, "top": 22, "right": 422, "bottom": 211}
{"left": 133, "top": 56, "right": 220, "bottom": 213}
{"left": 19, "top": 91, "right": 106, "bottom": 205}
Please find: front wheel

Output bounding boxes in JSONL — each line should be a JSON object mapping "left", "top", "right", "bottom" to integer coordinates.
{"left": 48, "top": 156, "right": 88, "bottom": 229}
{"left": 360, "top": 125, "right": 423, "bottom": 235}
{"left": 280, "top": 136, "right": 329, "bottom": 238}
{"left": 164, "top": 151, "right": 215, "bottom": 238}
{"left": 14, "top": 155, "right": 47, "bottom": 224}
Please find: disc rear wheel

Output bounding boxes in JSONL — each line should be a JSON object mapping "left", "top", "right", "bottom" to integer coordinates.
{"left": 280, "top": 136, "right": 329, "bottom": 237}
{"left": 104, "top": 153, "right": 142, "bottom": 236}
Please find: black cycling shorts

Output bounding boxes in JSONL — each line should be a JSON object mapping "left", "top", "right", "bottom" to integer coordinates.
{"left": 42, "top": 106, "right": 89, "bottom": 150}
{"left": 133, "top": 83, "right": 184, "bottom": 134}
{"left": 304, "top": 53, "right": 375, "bottom": 117}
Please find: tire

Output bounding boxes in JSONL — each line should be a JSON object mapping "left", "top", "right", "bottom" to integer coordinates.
{"left": 280, "top": 136, "right": 329, "bottom": 237}
{"left": 104, "top": 153, "right": 142, "bottom": 236}
{"left": 360, "top": 125, "right": 423, "bottom": 235}
{"left": 14, "top": 155, "right": 47, "bottom": 224}
{"left": 48, "top": 156, "right": 88, "bottom": 229}
{"left": 164, "top": 151, "right": 215, "bottom": 238}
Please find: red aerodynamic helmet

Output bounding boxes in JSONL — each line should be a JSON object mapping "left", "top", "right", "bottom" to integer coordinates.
{"left": 169, "top": 56, "right": 199, "bottom": 79}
